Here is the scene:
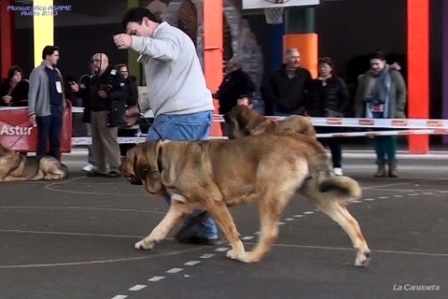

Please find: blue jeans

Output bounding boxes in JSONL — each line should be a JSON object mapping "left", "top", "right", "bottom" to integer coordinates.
{"left": 146, "top": 110, "right": 218, "bottom": 239}
{"left": 36, "top": 105, "right": 63, "bottom": 159}
{"left": 371, "top": 112, "right": 397, "bottom": 163}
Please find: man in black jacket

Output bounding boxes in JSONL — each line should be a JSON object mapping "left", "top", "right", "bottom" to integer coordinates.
{"left": 86, "top": 53, "right": 127, "bottom": 178}
{"left": 213, "top": 57, "right": 255, "bottom": 136}
{"left": 262, "top": 48, "right": 312, "bottom": 116}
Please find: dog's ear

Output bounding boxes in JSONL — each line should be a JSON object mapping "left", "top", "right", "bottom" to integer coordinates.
{"left": 119, "top": 146, "right": 138, "bottom": 177}
{"left": 0, "top": 143, "right": 9, "bottom": 155}
{"left": 231, "top": 106, "right": 252, "bottom": 135}
{"left": 301, "top": 117, "right": 317, "bottom": 138}
{"left": 146, "top": 141, "right": 162, "bottom": 174}
{"left": 157, "top": 141, "right": 179, "bottom": 187}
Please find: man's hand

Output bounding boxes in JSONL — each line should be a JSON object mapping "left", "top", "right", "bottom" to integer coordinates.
{"left": 123, "top": 105, "right": 140, "bottom": 126}
{"left": 98, "top": 90, "right": 108, "bottom": 98}
{"left": 237, "top": 97, "right": 252, "bottom": 108}
{"left": 2, "top": 95, "right": 12, "bottom": 105}
{"left": 70, "top": 82, "right": 79, "bottom": 93}
{"left": 113, "top": 34, "right": 132, "bottom": 50}
{"left": 29, "top": 114, "right": 37, "bottom": 127}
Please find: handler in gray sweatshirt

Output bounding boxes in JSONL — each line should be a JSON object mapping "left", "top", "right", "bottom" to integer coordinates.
{"left": 115, "top": 7, "right": 218, "bottom": 245}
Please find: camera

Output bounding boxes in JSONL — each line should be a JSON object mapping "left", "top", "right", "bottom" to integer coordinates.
{"left": 100, "top": 69, "right": 119, "bottom": 92}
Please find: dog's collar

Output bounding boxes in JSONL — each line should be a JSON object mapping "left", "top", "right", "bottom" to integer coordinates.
{"left": 250, "top": 119, "right": 269, "bottom": 134}
{"left": 156, "top": 145, "right": 163, "bottom": 173}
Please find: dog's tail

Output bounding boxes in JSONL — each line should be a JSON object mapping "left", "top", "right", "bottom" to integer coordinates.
{"left": 317, "top": 174, "right": 362, "bottom": 203}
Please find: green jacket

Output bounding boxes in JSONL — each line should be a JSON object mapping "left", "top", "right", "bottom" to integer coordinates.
{"left": 354, "top": 67, "right": 407, "bottom": 119}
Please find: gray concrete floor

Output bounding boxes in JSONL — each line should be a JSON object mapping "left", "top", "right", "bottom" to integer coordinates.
{"left": 0, "top": 152, "right": 447, "bottom": 299}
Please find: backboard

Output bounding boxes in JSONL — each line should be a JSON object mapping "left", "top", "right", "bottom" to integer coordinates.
{"left": 242, "top": 0, "right": 320, "bottom": 10}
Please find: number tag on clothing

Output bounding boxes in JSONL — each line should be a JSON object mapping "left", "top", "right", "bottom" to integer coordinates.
{"left": 55, "top": 81, "right": 62, "bottom": 93}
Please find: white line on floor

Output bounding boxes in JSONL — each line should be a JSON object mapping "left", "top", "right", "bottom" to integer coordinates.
{"left": 199, "top": 254, "right": 215, "bottom": 259}
{"left": 148, "top": 276, "right": 165, "bottom": 282}
{"left": 166, "top": 268, "right": 183, "bottom": 274}
{"left": 129, "top": 284, "right": 146, "bottom": 291}
{"left": 215, "top": 247, "right": 229, "bottom": 252}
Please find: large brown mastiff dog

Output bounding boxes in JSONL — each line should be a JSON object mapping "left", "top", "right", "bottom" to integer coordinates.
{"left": 224, "top": 105, "right": 316, "bottom": 139}
{"left": 120, "top": 133, "right": 371, "bottom": 266}
{"left": 0, "top": 143, "right": 68, "bottom": 182}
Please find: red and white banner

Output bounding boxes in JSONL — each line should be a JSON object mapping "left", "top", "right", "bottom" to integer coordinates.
{"left": 0, "top": 101, "right": 73, "bottom": 152}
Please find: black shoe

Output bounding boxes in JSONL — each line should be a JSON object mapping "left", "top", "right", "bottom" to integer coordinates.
{"left": 129, "top": 177, "right": 143, "bottom": 185}
{"left": 106, "top": 171, "right": 121, "bottom": 178}
{"left": 86, "top": 170, "right": 106, "bottom": 177}
{"left": 175, "top": 211, "right": 209, "bottom": 243}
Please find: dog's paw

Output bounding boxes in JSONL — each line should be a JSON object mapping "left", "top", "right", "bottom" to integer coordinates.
{"left": 226, "top": 250, "right": 254, "bottom": 263}
{"left": 237, "top": 252, "right": 258, "bottom": 263}
{"left": 354, "top": 250, "right": 371, "bottom": 267}
{"left": 226, "top": 249, "right": 239, "bottom": 260}
{"left": 134, "top": 239, "right": 156, "bottom": 250}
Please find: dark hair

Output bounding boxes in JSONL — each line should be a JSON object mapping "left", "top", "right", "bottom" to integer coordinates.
{"left": 318, "top": 57, "right": 334, "bottom": 68}
{"left": 115, "top": 63, "right": 130, "bottom": 77}
{"left": 42, "top": 45, "right": 60, "bottom": 60}
{"left": 121, "top": 7, "right": 160, "bottom": 30}
{"left": 318, "top": 56, "right": 335, "bottom": 74}
{"left": 115, "top": 63, "right": 128, "bottom": 71}
{"left": 369, "top": 51, "right": 386, "bottom": 61}
{"left": 7, "top": 65, "right": 24, "bottom": 81}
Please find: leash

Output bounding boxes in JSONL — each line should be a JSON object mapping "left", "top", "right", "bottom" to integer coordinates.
{"left": 138, "top": 111, "right": 164, "bottom": 141}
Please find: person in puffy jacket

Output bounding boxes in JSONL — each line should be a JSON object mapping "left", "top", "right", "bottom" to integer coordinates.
{"left": 306, "top": 57, "right": 350, "bottom": 176}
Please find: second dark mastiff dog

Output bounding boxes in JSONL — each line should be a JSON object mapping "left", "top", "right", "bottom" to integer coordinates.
{"left": 0, "top": 143, "right": 68, "bottom": 182}
{"left": 224, "top": 105, "right": 316, "bottom": 139}
{"left": 120, "top": 133, "right": 371, "bottom": 267}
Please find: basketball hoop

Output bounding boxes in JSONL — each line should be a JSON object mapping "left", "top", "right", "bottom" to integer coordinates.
{"left": 263, "top": 0, "right": 287, "bottom": 24}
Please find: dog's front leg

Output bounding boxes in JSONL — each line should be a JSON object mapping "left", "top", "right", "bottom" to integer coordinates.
{"left": 203, "top": 200, "right": 247, "bottom": 262}
{"left": 135, "top": 200, "right": 192, "bottom": 250}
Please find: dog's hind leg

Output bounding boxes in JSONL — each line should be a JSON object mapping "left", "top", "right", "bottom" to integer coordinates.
{"left": 135, "top": 201, "right": 193, "bottom": 250}
{"left": 316, "top": 201, "right": 371, "bottom": 267}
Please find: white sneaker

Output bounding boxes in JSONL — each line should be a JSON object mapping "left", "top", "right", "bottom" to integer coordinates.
{"left": 333, "top": 167, "right": 344, "bottom": 176}
{"left": 82, "top": 163, "right": 95, "bottom": 172}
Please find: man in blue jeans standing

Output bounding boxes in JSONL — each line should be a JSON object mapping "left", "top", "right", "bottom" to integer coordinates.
{"left": 28, "top": 46, "right": 65, "bottom": 160}
{"left": 115, "top": 7, "right": 218, "bottom": 244}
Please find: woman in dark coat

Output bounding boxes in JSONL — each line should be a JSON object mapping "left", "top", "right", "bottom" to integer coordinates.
{"left": 0, "top": 65, "right": 29, "bottom": 107}
{"left": 306, "top": 57, "right": 350, "bottom": 176}
{"left": 115, "top": 63, "right": 139, "bottom": 156}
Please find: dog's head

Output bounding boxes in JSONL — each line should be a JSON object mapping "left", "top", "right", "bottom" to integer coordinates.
{"left": 0, "top": 143, "right": 12, "bottom": 157}
{"left": 224, "top": 105, "right": 266, "bottom": 139}
{"left": 119, "top": 141, "right": 165, "bottom": 195}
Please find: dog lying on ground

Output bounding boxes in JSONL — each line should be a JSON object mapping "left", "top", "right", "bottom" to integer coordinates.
{"left": 120, "top": 133, "right": 370, "bottom": 266}
{"left": 224, "top": 105, "right": 316, "bottom": 139}
{"left": 0, "top": 143, "right": 68, "bottom": 182}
